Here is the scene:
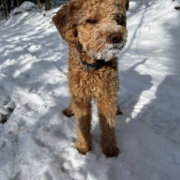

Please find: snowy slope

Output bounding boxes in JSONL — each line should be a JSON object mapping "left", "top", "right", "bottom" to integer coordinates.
{"left": 0, "top": 1, "right": 180, "bottom": 180}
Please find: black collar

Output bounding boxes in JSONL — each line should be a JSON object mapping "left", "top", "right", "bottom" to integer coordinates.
{"left": 76, "top": 44, "right": 106, "bottom": 71}
{"left": 78, "top": 57, "right": 106, "bottom": 71}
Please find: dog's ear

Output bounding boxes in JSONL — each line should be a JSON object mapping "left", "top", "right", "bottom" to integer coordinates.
{"left": 52, "top": 3, "right": 79, "bottom": 47}
{"left": 120, "top": 0, "right": 129, "bottom": 11}
{"left": 125, "top": 0, "right": 129, "bottom": 11}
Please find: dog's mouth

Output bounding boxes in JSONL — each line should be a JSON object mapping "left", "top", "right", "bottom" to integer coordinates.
{"left": 90, "top": 43, "right": 124, "bottom": 61}
{"left": 112, "top": 44, "right": 122, "bottom": 49}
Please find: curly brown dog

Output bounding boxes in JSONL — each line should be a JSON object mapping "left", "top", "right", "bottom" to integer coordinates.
{"left": 52, "top": 0, "right": 128, "bottom": 157}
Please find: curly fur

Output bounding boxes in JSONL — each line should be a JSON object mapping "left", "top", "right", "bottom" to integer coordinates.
{"left": 52, "top": 0, "right": 128, "bottom": 157}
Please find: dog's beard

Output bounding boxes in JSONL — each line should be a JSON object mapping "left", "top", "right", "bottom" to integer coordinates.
{"left": 90, "top": 43, "right": 124, "bottom": 62}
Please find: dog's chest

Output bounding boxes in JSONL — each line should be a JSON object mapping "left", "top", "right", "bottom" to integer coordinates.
{"left": 68, "top": 63, "right": 119, "bottom": 96}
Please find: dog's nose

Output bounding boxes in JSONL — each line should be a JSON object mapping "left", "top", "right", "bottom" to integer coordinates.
{"left": 108, "top": 32, "right": 122, "bottom": 44}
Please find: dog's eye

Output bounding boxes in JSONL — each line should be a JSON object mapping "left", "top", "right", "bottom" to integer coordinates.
{"left": 115, "top": 16, "right": 123, "bottom": 26}
{"left": 74, "top": 29, "right": 78, "bottom": 38}
{"left": 86, "top": 19, "right": 97, "bottom": 24}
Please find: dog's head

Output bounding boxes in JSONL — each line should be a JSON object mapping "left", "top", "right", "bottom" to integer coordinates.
{"left": 52, "top": 0, "right": 128, "bottom": 61}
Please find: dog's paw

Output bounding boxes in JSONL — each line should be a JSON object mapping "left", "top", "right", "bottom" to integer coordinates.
{"left": 62, "top": 108, "right": 74, "bottom": 117}
{"left": 102, "top": 146, "right": 120, "bottom": 157}
{"left": 116, "top": 105, "right": 123, "bottom": 115}
{"left": 75, "top": 140, "right": 91, "bottom": 155}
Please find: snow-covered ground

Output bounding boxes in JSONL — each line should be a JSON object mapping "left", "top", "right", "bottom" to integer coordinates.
{"left": 0, "top": 0, "right": 180, "bottom": 179}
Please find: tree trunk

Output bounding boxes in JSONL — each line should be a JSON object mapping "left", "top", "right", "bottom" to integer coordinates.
{"left": 36, "top": 0, "right": 42, "bottom": 13}
{"left": 1, "top": 0, "right": 10, "bottom": 20}
{"left": 45, "top": 0, "right": 50, "bottom": 11}
{"left": 13, "top": 0, "right": 18, "bottom": 8}
{"left": 19, "top": 0, "right": 23, "bottom": 6}
{"left": 6, "top": 0, "right": 10, "bottom": 13}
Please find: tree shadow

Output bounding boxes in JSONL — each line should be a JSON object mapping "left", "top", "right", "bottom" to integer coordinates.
{"left": 134, "top": 16, "right": 180, "bottom": 143}
{"left": 118, "top": 58, "right": 153, "bottom": 121}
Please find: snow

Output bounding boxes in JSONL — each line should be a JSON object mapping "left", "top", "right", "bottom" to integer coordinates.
{"left": 20, "top": 1, "right": 36, "bottom": 10}
{"left": 12, "top": 1, "right": 37, "bottom": 15}
{"left": 0, "top": 0, "right": 180, "bottom": 179}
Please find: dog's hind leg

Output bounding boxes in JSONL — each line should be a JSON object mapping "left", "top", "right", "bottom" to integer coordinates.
{"left": 96, "top": 98, "right": 120, "bottom": 157}
{"left": 72, "top": 98, "right": 92, "bottom": 155}
{"left": 62, "top": 100, "right": 74, "bottom": 117}
{"left": 116, "top": 104, "right": 123, "bottom": 115}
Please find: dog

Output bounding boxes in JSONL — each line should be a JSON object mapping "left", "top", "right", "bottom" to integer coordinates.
{"left": 52, "top": 0, "right": 128, "bottom": 157}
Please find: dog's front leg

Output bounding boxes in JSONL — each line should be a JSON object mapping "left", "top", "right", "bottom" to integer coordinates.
{"left": 72, "top": 98, "right": 92, "bottom": 155}
{"left": 97, "top": 99, "right": 120, "bottom": 157}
